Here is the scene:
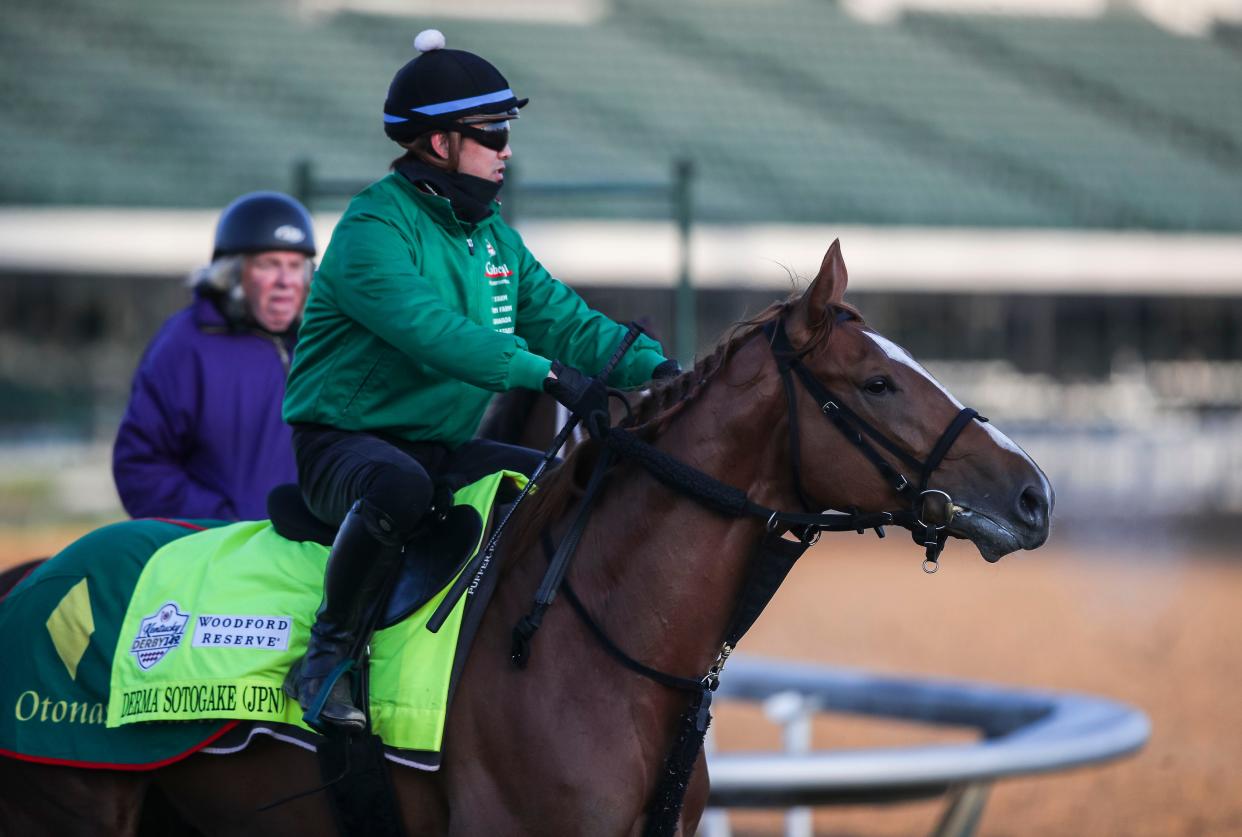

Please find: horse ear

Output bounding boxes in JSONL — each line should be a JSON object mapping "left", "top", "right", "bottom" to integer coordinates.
{"left": 791, "top": 239, "right": 849, "bottom": 331}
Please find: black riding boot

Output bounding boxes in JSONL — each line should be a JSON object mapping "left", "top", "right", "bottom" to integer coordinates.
{"left": 284, "top": 501, "right": 404, "bottom": 733}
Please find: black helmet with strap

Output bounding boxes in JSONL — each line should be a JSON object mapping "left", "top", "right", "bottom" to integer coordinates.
{"left": 383, "top": 30, "right": 528, "bottom": 147}
{"left": 212, "top": 191, "right": 316, "bottom": 260}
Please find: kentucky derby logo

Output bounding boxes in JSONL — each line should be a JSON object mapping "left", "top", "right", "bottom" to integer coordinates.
{"left": 130, "top": 602, "right": 189, "bottom": 671}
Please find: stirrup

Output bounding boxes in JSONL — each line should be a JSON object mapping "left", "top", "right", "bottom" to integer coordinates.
{"left": 288, "top": 658, "right": 364, "bottom": 734}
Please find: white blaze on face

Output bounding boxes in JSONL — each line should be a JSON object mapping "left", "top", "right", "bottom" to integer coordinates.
{"left": 862, "top": 331, "right": 1047, "bottom": 482}
{"left": 863, "top": 331, "right": 963, "bottom": 408}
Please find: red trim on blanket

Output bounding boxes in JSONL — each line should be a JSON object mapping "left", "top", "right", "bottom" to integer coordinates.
{"left": 0, "top": 720, "right": 240, "bottom": 771}
{"left": 147, "top": 518, "right": 209, "bottom": 531}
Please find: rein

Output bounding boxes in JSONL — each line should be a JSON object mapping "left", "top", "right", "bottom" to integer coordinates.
{"left": 510, "top": 310, "right": 986, "bottom": 836}
{"left": 765, "top": 316, "right": 986, "bottom": 572}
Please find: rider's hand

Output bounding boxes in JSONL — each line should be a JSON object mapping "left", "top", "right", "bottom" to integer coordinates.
{"left": 652, "top": 358, "right": 682, "bottom": 380}
{"left": 544, "top": 361, "right": 610, "bottom": 438}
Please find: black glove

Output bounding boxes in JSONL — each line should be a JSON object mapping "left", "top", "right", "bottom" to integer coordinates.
{"left": 543, "top": 360, "right": 610, "bottom": 437}
{"left": 652, "top": 358, "right": 682, "bottom": 380}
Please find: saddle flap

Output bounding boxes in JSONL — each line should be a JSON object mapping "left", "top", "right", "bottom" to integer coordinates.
{"left": 377, "top": 504, "right": 484, "bottom": 630}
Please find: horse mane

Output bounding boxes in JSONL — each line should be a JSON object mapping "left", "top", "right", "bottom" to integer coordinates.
{"left": 503, "top": 293, "right": 861, "bottom": 562}
{"left": 621, "top": 297, "right": 860, "bottom": 432}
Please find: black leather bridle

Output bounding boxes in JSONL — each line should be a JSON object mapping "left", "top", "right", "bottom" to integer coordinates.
{"left": 507, "top": 312, "right": 992, "bottom": 836}
{"left": 765, "top": 313, "right": 985, "bottom": 572}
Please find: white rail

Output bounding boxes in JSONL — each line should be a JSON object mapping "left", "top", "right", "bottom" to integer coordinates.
{"left": 703, "top": 657, "right": 1149, "bottom": 836}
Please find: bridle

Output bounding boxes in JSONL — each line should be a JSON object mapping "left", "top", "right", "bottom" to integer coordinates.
{"left": 505, "top": 310, "right": 992, "bottom": 836}
{"left": 765, "top": 312, "right": 985, "bottom": 572}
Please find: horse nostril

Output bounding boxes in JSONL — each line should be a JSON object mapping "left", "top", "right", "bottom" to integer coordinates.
{"left": 1016, "top": 484, "right": 1049, "bottom": 530}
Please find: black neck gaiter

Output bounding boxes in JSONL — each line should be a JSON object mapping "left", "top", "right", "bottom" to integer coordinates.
{"left": 396, "top": 158, "right": 501, "bottom": 225}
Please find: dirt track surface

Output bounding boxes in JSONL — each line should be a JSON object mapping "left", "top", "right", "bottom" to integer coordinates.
{"left": 712, "top": 530, "right": 1242, "bottom": 837}
{"left": 3, "top": 524, "right": 1239, "bottom": 836}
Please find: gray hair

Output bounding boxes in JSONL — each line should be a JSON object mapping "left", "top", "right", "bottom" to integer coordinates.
{"left": 187, "top": 255, "right": 247, "bottom": 325}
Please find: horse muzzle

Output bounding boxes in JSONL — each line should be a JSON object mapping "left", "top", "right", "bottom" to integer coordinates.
{"left": 946, "top": 480, "right": 1052, "bottom": 563}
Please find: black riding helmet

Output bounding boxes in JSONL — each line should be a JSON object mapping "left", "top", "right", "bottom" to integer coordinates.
{"left": 213, "top": 192, "right": 316, "bottom": 260}
{"left": 383, "top": 30, "right": 527, "bottom": 149}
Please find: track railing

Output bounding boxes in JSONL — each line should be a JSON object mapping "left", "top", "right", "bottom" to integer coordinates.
{"left": 702, "top": 656, "right": 1150, "bottom": 837}
{"left": 290, "top": 158, "right": 698, "bottom": 365}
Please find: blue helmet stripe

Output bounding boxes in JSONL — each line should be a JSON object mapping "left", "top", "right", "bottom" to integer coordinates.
{"left": 412, "top": 88, "right": 515, "bottom": 116}
{"left": 383, "top": 113, "right": 409, "bottom": 123}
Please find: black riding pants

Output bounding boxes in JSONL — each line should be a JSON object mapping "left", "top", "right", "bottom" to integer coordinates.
{"left": 292, "top": 424, "right": 543, "bottom": 547}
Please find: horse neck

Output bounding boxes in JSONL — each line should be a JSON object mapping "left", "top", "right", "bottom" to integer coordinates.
{"left": 573, "top": 335, "right": 802, "bottom": 680}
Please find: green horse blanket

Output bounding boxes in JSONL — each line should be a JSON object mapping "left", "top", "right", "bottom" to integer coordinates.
{"left": 0, "top": 471, "right": 518, "bottom": 769}
{"left": 0, "top": 518, "right": 231, "bottom": 768}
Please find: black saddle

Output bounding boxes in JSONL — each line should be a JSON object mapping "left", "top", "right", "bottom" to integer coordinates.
{"left": 266, "top": 484, "right": 484, "bottom": 630}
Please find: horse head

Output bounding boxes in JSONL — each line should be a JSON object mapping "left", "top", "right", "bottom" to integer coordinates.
{"left": 779, "top": 240, "right": 1052, "bottom": 563}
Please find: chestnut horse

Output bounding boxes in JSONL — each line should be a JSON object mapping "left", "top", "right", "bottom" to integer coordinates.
{"left": 0, "top": 241, "right": 1051, "bottom": 836}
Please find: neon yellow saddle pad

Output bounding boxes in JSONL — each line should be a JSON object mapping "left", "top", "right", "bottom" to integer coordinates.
{"left": 108, "top": 470, "right": 521, "bottom": 754}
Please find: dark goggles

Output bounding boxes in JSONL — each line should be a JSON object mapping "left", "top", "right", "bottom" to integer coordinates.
{"left": 458, "top": 117, "right": 512, "bottom": 152}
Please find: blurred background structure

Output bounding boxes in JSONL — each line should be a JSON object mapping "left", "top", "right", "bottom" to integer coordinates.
{"left": 3, "top": 0, "right": 1242, "bottom": 529}
{"left": 3, "top": 2, "right": 1242, "bottom": 835}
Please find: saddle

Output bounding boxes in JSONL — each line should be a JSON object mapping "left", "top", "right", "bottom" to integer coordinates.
{"left": 265, "top": 484, "right": 486, "bottom": 629}
{"left": 265, "top": 483, "right": 505, "bottom": 837}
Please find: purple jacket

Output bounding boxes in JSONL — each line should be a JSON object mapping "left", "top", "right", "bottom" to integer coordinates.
{"left": 112, "top": 293, "right": 298, "bottom": 520}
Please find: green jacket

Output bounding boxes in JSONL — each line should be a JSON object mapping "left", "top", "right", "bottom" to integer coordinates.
{"left": 283, "top": 173, "right": 666, "bottom": 445}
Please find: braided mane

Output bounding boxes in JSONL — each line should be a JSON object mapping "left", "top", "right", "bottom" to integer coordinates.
{"left": 621, "top": 296, "right": 861, "bottom": 432}
{"left": 504, "top": 292, "right": 860, "bottom": 557}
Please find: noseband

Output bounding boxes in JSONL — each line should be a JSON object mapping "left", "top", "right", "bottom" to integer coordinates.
{"left": 765, "top": 314, "right": 985, "bottom": 572}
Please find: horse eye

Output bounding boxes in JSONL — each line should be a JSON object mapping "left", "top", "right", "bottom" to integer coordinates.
{"left": 862, "top": 376, "right": 891, "bottom": 395}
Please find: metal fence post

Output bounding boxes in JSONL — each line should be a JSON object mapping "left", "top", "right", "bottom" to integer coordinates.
{"left": 672, "top": 158, "right": 695, "bottom": 366}
{"left": 501, "top": 163, "right": 519, "bottom": 225}
{"left": 700, "top": 726, "right": 733, "bottom": 837}
{"left": 764, "top": 691, "right": 815, "bottom": 837}
{"left": 292, "top": 159, "right": 315, "bottom": 211}
{"left": 931, "top": 782, "right": 991, "bottom": 837}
